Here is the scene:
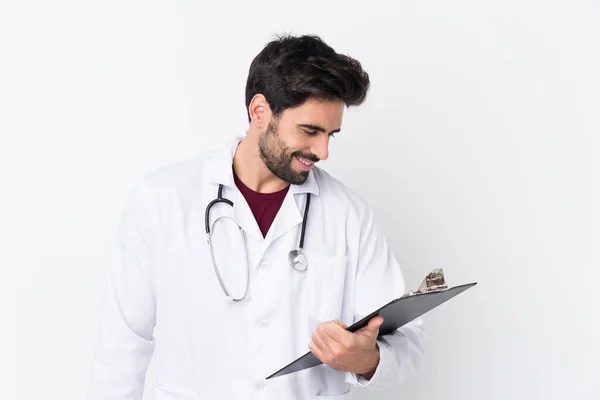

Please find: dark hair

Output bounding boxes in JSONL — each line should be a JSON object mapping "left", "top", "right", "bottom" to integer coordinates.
{"left": 245, "top": 34, "right": 370, "bottom": 122}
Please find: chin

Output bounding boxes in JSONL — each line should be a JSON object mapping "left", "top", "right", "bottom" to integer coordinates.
{"left": 293, "top": 172, "right": 309, "bottom": 184}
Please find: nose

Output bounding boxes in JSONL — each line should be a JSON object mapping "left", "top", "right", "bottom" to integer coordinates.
{"left": 310, "top": 136, "right": 329, "bottom": 161}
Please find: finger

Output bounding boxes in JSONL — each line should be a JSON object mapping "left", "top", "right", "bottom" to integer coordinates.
{"left": 311, "top": 326, "right": 342, "bottom": 366}
{"left": 309, "top": 339, "right": 327, "bottom": 363}
{"left": 312, "top": 322, "right": 341, "bottom": 356}
{"left": 369, "top": 315, "right": 384, "bottom": 329}
{"left": 311, "top": 329, "right": 328, "bottom": 351}
{"left": 320, "top": 321, "right": 353, "bottom": 349}
{"left": 358, "top": 315, "right": 384, "bottom": 338}
{"left": 331, "top": 319, "right": 348, "bottom": 329}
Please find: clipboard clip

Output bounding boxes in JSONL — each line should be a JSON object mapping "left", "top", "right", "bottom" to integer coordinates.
{"left": 408, "top": 268, "right": 448, "bottom": 295}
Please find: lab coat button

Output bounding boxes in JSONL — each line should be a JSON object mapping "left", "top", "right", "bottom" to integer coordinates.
{"left": 254, "top": 381, "right": 265, "bottom": 390}
{"left": 260, "top": 262, "right": 270, "bottom": 269}
{"left": 259, "top": 320, "right": 269, "bottom": 328}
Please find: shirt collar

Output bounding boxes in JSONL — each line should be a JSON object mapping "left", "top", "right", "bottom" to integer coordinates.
{"left": 207, "top": 136, "right": 320, "bottom": 196}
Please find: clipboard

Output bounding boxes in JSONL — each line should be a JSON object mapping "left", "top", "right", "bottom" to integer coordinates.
{"left": 266, "top": 269, "right": 476, "bottom": 380}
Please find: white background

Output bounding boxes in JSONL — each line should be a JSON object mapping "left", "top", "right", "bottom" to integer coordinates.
{"left": 5, "top": 0, "right": 600, "bottom": 399}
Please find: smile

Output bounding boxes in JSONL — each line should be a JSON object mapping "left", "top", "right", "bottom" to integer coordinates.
{"left": 295, "top": 156, "right": 314, "bottom": 167}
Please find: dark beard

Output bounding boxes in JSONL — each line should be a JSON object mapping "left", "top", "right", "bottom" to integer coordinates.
{"left": 258, "top": 121, "right": 318, "bottom": 185}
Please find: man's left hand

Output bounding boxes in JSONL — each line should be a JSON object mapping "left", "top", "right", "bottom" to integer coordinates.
{"left": 308, "top": 315, "right": 383, "bottom": 379}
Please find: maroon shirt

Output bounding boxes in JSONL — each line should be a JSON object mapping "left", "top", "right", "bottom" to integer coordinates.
{"left": 233, "top": 168, "right": 290, "bottom": 238}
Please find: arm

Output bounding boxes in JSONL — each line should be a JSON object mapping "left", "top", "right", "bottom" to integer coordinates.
{"left": 345, "top": 205, "right": 425, "bottom": 389}
{"left": 87, "top": 180, "right": 158, "bottom": 400}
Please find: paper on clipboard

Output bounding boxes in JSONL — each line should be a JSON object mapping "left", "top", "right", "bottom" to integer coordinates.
{"left": 266, "top": 269, "right": 476, "bottom": 380}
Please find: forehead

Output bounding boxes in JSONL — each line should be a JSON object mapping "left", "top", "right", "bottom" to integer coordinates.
{"left": 280, "top": 98, "right": 344, "bottom": 128}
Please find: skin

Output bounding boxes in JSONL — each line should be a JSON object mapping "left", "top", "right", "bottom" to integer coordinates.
{"left": 233, "top": 94, "right": 342, "bottom": 193}
{"left": 233, "top": 94, "right": 383, "bottom": 379}
{"left": 309, "top": 316, "right": 383, "bottom": 379}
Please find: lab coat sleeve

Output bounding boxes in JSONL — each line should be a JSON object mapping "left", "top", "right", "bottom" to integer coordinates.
{"left": 345, "top": 205, "right": 425, "bottom": 390}
{"left": 87, "top": 180, "right": 158, "bottom": 400}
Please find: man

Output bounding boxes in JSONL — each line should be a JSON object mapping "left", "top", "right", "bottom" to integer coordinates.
{"left": 88, "top": 34, "right": 424, "bottom": 399}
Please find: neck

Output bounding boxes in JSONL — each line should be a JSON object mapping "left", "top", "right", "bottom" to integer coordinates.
{"left": 233, "top": 131, "right": 289, "bottom": 193}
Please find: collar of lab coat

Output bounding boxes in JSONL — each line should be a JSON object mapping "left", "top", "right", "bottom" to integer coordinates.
{"left": 207, "top": 136, "right": 320, "bottom": 196}
{"left": 206, "top": 136, "right": 320, "bottom": 244}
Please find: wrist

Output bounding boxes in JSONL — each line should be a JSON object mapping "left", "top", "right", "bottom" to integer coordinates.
{"left": 359, "top": 345, "right": 380, "bottom": 379}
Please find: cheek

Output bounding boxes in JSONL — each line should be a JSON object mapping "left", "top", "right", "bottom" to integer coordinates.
{"left": 274, "top": 121, "right": 309, "bottom": 152}
{"left": 276, "top": 130, "right": 302, "bottom": 152}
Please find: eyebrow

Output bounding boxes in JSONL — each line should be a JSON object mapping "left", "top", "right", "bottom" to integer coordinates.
{"left": 297, "top": 124, "right": 341, "bottom": 135}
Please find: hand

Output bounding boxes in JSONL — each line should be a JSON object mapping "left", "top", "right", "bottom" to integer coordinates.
{"left": 308, "top": 315, "right": 383, "bottom": 377}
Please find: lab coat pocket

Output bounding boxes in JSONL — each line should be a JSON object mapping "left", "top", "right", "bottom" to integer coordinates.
{"left": 156, "top": 380, "right": 196, "bottom": 400}
{"left": 314, "top": 390, "right": 351, "bottom": 399}
{"left": 307, "top": 255, "right": 348, "bottom": 324}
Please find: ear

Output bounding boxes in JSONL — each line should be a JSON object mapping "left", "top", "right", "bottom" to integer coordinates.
{"left": 248, "top": 94, "right": 271, "bottom": 128}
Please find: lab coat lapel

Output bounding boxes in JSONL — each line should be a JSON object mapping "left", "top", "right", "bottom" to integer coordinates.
{"left": 264, "top": 191, "right": 303, "bottom": 246}
{"left": 233, "top": 187, "right": 263, "bottom": 243}
{"left": 264, "top": 170, "right": 320, "bottom": 247}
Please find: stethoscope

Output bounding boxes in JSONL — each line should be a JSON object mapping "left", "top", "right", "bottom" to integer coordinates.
{"left": 205, "top": 184, "right": 311, "bottom": 302}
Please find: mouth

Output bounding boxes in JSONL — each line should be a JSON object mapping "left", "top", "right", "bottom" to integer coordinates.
{"left": 295, "top": 155, "right": 315, "bottom": 171}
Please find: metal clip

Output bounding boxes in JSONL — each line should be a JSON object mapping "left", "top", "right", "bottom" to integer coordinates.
{"left": 408, "top": 268, "right": 448, "bottom": 295}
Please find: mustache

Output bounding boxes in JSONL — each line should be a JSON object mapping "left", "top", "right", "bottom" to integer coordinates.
{"left": 292, "top": 151, "right": 320, "bottom": 163}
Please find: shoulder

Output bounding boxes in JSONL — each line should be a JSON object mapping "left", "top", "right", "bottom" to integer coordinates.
{"left": 136, "top": 146, "right": 221, "bottom": 203}
{"left": 143, "top": 156, "right": 204, "bottom": 190}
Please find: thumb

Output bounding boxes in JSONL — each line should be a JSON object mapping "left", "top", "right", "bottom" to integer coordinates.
{"left": 359, "top": 315, "right": 384, "bottom": 338}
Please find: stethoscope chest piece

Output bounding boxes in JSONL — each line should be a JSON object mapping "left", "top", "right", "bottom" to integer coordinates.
{"left": 288, "top": 249, "right": 308, "bottom": 271}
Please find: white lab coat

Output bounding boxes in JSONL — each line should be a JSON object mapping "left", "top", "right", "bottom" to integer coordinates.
{"left": 87, "top": 137, "right": 425, "bottom": 400}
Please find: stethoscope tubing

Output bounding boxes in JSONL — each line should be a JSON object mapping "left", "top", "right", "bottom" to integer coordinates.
{"left": 205, "top": 183, "right": 311, "bottom": 301}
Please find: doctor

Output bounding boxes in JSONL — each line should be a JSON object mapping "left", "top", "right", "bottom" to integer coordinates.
{"left": 87, "top": 34, "right": 424, "bottom": 399}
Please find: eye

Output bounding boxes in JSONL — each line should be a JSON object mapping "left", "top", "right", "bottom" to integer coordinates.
{"left": 329, "top": 132, "right": 336, "bottom": 138}
{"left": 303, "top": 130, "right": 318, "bottom": 136}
